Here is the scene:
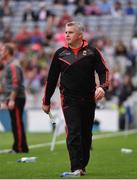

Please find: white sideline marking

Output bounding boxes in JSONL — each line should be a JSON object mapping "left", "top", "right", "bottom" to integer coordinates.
{"left": 93, "top": 129, "right": 137, "bottom": 139}
{"left": 0, "top": 129, "right": 137, "bottom": 154}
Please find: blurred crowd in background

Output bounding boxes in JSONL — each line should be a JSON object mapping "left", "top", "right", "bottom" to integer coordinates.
{"left": 0, "top": 0, "right": 137, "bottom": 130}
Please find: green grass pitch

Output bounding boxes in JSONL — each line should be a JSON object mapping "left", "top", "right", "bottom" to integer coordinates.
{"left": 0, "top": 131, "right": 137, "bottom": 179}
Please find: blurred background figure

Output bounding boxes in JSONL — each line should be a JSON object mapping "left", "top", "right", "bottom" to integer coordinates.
{"left": 117, "top": 73, "right": 137, "bottom": 130}
{"left": 22, "top": 3, "right": 38, "bottom": 22}
{"left": 0, "top": 43, "right": 29, "bottom": 153}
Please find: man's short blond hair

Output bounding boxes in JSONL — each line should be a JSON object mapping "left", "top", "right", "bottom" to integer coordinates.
{"left": 66, "top": 21, "right": 84, "bottom": 34}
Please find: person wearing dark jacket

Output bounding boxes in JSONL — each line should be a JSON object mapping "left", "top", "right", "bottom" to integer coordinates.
{"left": 118, "top": 73, "right": 137, "bottom": 130}
{"left": 42, "top": 21, "right": 110, "bottom": 177}
{"left": 0, "top": 43, "right": 29, "bottom": 153}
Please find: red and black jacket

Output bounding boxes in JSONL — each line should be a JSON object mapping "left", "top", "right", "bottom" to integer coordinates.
{"left": 43, "top": 40, "right": 110, "bottom": 105}
{"left": 3, "top": 59, "right": 25, "bottom": 101}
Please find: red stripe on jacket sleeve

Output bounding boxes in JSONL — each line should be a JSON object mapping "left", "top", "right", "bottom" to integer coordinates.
{"left": 10, "top": 64, "right": 18, "bottom": 89}
{"left": 42, "top": 81, "right": 50, "bottom": 105}
{"left": 96, "top": 48, "right": 110, "bottom": 89}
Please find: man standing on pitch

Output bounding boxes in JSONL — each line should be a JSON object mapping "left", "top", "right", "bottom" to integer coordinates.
{"left": 42, "top": 21, "right": 110, "bottom": 177}
{"left": 0, "top": 43, "right": 29, "bottom": 153}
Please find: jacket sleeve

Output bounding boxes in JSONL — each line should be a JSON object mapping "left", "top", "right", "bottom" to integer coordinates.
{"left": 94, "top": 48, "right": 110, "bottom": 91}
{"left": 42, "top": 50, "right": 61, "bottom": 105}
{"left": 9, "top": 64, "right": 21, "bottom": 93}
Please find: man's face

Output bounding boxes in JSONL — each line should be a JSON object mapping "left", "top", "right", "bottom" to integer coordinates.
{"left": 65, "top": 25, "right": 82, "bottom": 46}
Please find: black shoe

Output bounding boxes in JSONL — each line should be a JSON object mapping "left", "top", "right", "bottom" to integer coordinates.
{"left": 8, "top": 149, "right": 29, "bottom": 153}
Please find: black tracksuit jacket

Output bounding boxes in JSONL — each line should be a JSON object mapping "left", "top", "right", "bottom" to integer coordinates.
{"left": 43, "top": 40, "right": 109, "bottom": 104}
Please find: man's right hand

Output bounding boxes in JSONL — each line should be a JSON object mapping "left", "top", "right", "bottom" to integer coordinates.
{"left": 42, "top": 104, "right": 50, "bottom": 114}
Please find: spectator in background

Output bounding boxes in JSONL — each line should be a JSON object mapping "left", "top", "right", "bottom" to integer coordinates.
{"left": 37, "top": 3, "right": 53, "bottom": 22}
{"left": 74, "top": 0, "right": 86, "bottom": 16}
{"left": 84, "top": 0, "right": 101, "bottom": 16}
{"left": 0, "top": 4, "right": 4, "bottom": 18}
{"left": 24, "top": 65, "right": 42, "bottom": 95}
{"left": 94, "top": 25, "right": 106, "bottom": 39}
{"left": 43, "top": 29, "right": 54, "bottom": 47}
{"left": 22, "top": 3, "right": 38, "bottom": 22}
{"left": 103, "top": 38, "right": 115, "bottom": 70}
{"left": 0, "top": 43, "right": 29, "bottom": 153}
{"left": 2, "top": 25, "right": 13, "bottom": 43}
{"left": 90, "top": 37, "right": 105, "bottom": 51}
{"left": 114, "top": 39, "right": 128, "bottom": 57}
{"left": 52, "top": 0, "right": 65, "bottom": 17}
{"left": 15, "top": 25, "right": 30, "bottom": 52}
{"left": 110, "top": 68, "right": 122, "bottom": 97}
{"left": 124, "top": 0, "right": 136, "bottom": 16}
{"left": 98, "top": 0, "right": 111, "bottom": 15}
{"left": 114, "top": 40, "right": 129, "bottom": 75}
{"left": 129, "top": 31, "right": 137, "bottom": 73}
{"left": 36, "top": 45, "right": 49, "bottom": 68}
{"left": 57, "top": 9, "right": 73, "bottom": 27}
{"left": 39, "top": 66, "right": 49, "bottom": 87}
{"left": 111, "top": 0, "right": 123, "bottom": 17}
{"left": 88, "top": 25, "right": 106, "bottom": 49}
{"left": 118, "top": 73, "right": 137, "bottom": 130}
{"left": 2, "top": 0, "right": 13, "bottom": 16}
{"left": 38, "top": 3, "right": 48, "bottom": 21}
{"left": 0, "top": 18, "right": 4, "bottom": 35}
{"left": 29, "top": 24, "right": 44, "bottom": 44}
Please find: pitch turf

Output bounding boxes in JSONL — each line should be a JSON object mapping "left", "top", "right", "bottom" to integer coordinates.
{"left": 0, "top": 131, "right": 137, "bottom": 179}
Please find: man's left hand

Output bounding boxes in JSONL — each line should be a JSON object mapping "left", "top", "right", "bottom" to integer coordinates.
{"left": 95, "top": 87, "right": 105, "bottom": 101}
{"left": 42, "top": 104, "right": 50, "bottom": 114}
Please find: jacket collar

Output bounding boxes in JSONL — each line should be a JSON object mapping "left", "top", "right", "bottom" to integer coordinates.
{"left": 64, "top": 40, "right": 88, "bottom": 49}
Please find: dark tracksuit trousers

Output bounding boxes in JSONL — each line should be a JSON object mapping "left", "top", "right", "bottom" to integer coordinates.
{"left": 9, "top": 97, "right": 29, "bottom": 153}
{"left": 62, "top": 94, "right": 96, "bottom": 172}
